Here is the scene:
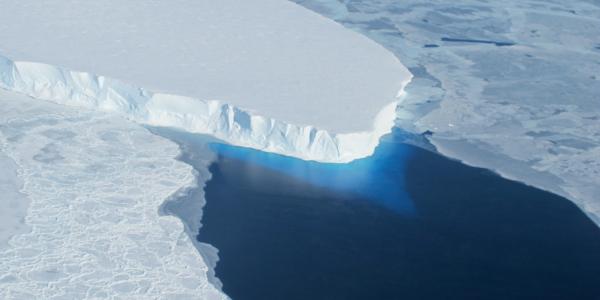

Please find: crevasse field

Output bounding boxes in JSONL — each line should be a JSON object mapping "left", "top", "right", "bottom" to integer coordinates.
{"left": 0, "top": 0, "right": 599, "bottom": 299}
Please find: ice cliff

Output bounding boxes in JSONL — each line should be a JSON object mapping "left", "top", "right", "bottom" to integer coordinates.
{"left": 0, "top": 54, "right": 411, "bottom": 163}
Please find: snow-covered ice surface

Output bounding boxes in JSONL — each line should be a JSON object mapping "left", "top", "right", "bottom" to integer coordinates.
{"left": 149, "top": 127, "right": 225, "bottom": 295}
{"left": 0, "top": 151, "right": 29, "bottom": 248}
{"left": 293, "top": 0, "right": 600, "bottom": 224}
{"left": 0, "top": 89, "right": 227, "bottom": 299}
{"left": 0, "top": 0, "right": 411, "bottom": 162}
{"left": 1, "top": 0, "right": 597, "bottom": 297}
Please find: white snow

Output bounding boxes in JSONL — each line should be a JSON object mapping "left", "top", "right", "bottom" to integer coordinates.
{"left": 0, "top": 89, "right": 227, "bottom": 299}
{"left": 0, "top": 0, "right": 411, "bottom": 162}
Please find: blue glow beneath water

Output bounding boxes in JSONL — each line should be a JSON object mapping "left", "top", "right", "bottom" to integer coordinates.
{"left": 209, "top": 137, "right": 416, "bottom": 215}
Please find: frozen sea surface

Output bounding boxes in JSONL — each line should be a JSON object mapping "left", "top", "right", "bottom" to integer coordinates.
{"left": 0, "top": 151, "right": 29, "bottom": 248}
{"left": 293, "top": 0, "right": 600, "bottom": 224}
{"left": 0, "top": 90, "right": 226, "bottom": 299}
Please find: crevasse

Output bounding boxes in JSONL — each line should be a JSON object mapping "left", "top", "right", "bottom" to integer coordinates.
{"left": 0, "top": 54, "right": 411, "bottom": 163}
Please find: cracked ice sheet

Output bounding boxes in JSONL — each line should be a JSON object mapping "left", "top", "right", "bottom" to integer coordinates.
{"left": 292, "top": 0, "right": 600, "bottom": 224}
{"left": 0, "top": 89, "right": 226, "bottom": 299}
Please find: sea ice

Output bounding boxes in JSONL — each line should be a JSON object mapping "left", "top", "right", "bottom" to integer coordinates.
{"left": 293, "top": 0, "right": 600, "bottom": 225}
{"left": 0, "top": 153, "right": 29, "bottom": 248}
{"left": 0, "top": 89, "right": 226, "bottom": 299}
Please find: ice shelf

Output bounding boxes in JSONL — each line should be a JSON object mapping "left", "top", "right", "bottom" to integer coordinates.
{"left": 0, "top": 0, "right": 411, "bottom": 162}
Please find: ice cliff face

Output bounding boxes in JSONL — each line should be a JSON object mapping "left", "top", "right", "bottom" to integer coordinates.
{"left": 0, "top": 54, "right": 411, "bottom": 163}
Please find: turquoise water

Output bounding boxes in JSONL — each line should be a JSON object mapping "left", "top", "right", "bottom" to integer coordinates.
{"left": 208, "top": 135, "right": 415, "bottom": 214}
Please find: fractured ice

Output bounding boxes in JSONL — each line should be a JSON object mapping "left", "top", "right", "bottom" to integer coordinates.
{"left": 0, "top": 90, "right": 227, "bottom": 299}
{"left": 0, "top": 0, "right": 411, "bottom": 163}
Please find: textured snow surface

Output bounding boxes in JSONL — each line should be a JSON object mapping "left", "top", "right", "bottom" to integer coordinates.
{"left": 0, "top": 152, "right": 29, "bottom": 247}
{"left": 0, "top": 0, "right": 410, "bottom": 134}
{"left": 0, "top": 90, "right": 227, "bottom": 299}
{"left": 293, "top": 0, "right": 600, "bottom": 225}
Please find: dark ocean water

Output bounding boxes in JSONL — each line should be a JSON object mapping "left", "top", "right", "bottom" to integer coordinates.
{"left": 194, "top": 130, "right": 600, "bottom": 300}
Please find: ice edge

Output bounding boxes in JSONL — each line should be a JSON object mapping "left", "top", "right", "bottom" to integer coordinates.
{"left": 0, "top": 54, "right": 412, "bottom": 163}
